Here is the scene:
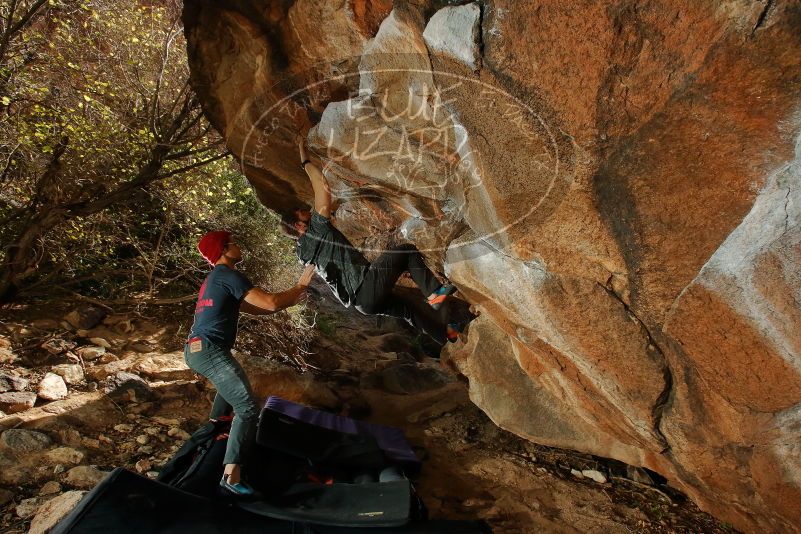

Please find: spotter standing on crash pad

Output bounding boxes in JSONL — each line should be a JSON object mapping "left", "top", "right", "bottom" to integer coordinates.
{"left": 186, "top": 231, "right": 315, "bottom": 496}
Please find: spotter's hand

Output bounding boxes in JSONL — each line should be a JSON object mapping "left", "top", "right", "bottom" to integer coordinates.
{"left": 297, "top": 264, "right": 316, "bottom": 288}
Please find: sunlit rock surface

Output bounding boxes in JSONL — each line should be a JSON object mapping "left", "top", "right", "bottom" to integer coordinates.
{"left": 183, "top": 1, "right": 801, "bottom": 531}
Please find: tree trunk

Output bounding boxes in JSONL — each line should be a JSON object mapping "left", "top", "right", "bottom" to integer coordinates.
{"left": 0, "top": 135, "right": 195, "bottom": 302}
{"left": 0, "top": 208, "right": 66, "bottom": 301}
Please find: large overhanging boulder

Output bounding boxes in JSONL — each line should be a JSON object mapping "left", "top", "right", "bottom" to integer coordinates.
{"left": 182, "top": 1, "right": 801, "bottom": 532}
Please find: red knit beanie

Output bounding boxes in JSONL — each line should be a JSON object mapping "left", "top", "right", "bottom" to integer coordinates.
{"left": 198, "top": 231, "right": 231, "bottom": 266}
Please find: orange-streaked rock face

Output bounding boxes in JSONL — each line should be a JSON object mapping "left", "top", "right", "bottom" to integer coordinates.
{"left": 183, "top": 1, "right": 801, "bottom": 531}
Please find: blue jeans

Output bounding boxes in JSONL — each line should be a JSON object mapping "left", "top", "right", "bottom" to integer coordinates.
{"left": 184, "top": 339, "right": 259, "bottom": 466}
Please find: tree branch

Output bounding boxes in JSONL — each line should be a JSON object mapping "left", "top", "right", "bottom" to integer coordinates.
{"left": 151, "top": 20, "right": 183, "bottom": 133}
{"left": 2, "top": 0, "right": 20, "bottom": 37}
{"left": 0, "top": 0, "right": 47, "bottom": 65}
{"left": 155, "top": 152, "right": 230, "bottom": 181}
{"left": 0, "top": 142, "right": 20, "bottom": 184}
{"left": 164, "top": 140, "right": 224, "bottom": 161}
{"left": 170, "top": 105, "right": 205, "bottom": 143}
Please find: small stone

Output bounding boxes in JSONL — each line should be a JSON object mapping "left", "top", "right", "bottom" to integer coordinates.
{"left": 135, "top": 434, "right": 150, "bottom": 445}
{"left": 86, "top": 381, "right": 98, "bottom": 392}
{"left": 134, "top": 459, "right": 151, "bottom": 473}
{"left": 0, "top": 346, "right": 15, "bottom": 364}
{"left": 113, "top": 424, "right": 134, "bottom": 433}
{"left": 16, "top": 497, "right": 43, "bottom": 519}
{"left": 167, "top": 427, "right": 190, "bottom": 440}
{"left": 625, "top": 465, "right": 656, "bottom": 485}
{"left": 64, "top": 306, "right": 106, "bottom": 330}
{"left": 135, "top": 355, "right": 193, "bottom": 381}
{"left": 0, "top": 372, "right": 29, "bottom": 392}
{"left": 76, "top": 346, "right": 106, "bottom": 361}
{"left": 37, "top": 373, "right": 68, "bottom": 401}
{"left": 28, "top": 491, "right": 86, "bottom": 534}
{"left": 113, "top": 319, "right": 134, "bottom": 334}
{"left": 105, "top": 372, "right": 154, "bottom": 403}
{"left": 81, "top": 438, "right": 101, "bottom": 449}
{"left": 51, "top": 364, "right": 84, "bottom": 385}
{"left": 58, "top": 429, "right": 83, "bottom": 448}
{"left": 0, "top": 391, "right": 37, "bottom": 413}
{"left": 581, "top": 469, "right": 607, "bottom": 484}
{"left": 53, "top": 464, "right": 65, "bottom": 475}
{"left": 570, "top": 469, "right": 584, "bottom": 479}
{"left": 127, "top": 402, "right": 154, "bottom": 416}
{"left": 97, "top": 434, "right": 112, "bottom": 444}
{"left": 45, "top": 447, "right": 85, "bottom": 465}
{"left": 0, "top": 428, "right": 53, "bottom": 451}
{"left": 145, "top": 471, "right": 159, "bottom": 479}
{"left": 129, "top": 340, "right": 154, "bottom": 353}
{"left": 41, "top": 339, "right": 77, "bottom": 355}
{"left": 98, "top": 352, "right": 118, "bottom": 363}
{"left": 144, "top": 427, "right": 160, "bottom": 436}
{"left": 151, "top": 416, "right": 180, "bottom": 426}
{"left": 39, "top": 481, "right": 62, "bottom": 495}
{"left": 31, "top": 319, "right": 60, "bottom": 330}
{"left": 89, "top": 337, "right": 112, "bottom": 348}
{"left": 137, "top": 445, "right": 154, "bottom": 454}
{"left": 63, "top": 466, "right": 106, "bottom": 489}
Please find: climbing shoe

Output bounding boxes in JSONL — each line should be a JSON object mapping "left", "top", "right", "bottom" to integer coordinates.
{"left": 446, "top": 309, "right": 478, "bottom": 343}
{"left": 427, "top": 283, "right": 457, "bottom": 310}
{"left": 446, "top": 324, "right": 460, "bottom": 343}
{"left": 219, "top": 475, "right": 255, "bottom": 496}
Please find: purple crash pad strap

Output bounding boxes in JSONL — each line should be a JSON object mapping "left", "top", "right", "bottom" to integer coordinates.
{"left": 265, "top": 396, "right": 420, "bottom": 465}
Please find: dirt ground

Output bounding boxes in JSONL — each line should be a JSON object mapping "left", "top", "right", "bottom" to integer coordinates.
{"left": 0, "top": 290, "right": 735, "bottom": 533}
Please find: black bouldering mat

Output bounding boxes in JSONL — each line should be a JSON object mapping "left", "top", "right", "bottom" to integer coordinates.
{"left": 51, "top": 468, "right": 491, "bottom": 533}
{"left": 157, "top": 420, "right": 226, "bottom": 495}
{"left": 50, "top": 467, "right": 291, "bottom": 534}
{"left": 239, "top": 480, "right": 411, "bottom": 527}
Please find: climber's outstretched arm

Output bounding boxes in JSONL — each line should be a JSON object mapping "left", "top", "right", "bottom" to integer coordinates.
{"left": 298, "top": 138, "right": 332, "bottom": 219}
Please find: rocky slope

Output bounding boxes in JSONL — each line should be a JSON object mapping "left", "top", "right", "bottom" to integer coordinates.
{"left": 1, "top": 296, "right": 731, "bottom": 533}
{"left": 181, "top": 1, "right": 801, "bottom": 532}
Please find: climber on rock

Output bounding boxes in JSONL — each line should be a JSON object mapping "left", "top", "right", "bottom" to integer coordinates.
{"left": 185, "top": 230, "right": 315, "bottom": 496}
{"left": 282, "top": 136, "right": 467, "bottom": 344}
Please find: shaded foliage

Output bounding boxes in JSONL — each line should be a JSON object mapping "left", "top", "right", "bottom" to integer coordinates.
{"left": 0, "top": 0, "right": 309, "bottom": 358}
{"left": 0, "top": 0, "right": 295, "bottom": 298}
